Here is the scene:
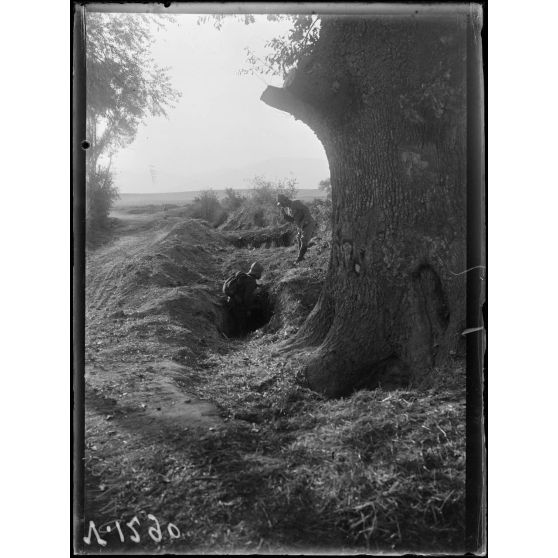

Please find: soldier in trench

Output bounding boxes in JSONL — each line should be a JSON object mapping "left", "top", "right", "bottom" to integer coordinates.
{"left": 223, "top": 261, "right": 264, "bottom": 336}
{"left": 276, "top": 194, "right": 317, "bottom": 263}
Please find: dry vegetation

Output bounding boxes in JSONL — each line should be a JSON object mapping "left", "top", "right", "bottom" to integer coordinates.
{"left": 82, "top": 190, "right": 465, "bottom": 554}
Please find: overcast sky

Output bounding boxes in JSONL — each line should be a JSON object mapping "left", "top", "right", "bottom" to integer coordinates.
{"left": 99, "top": 14, "right": 328, "bottom": 193}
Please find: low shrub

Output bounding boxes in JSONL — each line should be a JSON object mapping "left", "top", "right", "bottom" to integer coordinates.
{"left": 187, "top": 189, "right": 228, "bottom": 227}
{"left": 220, "top": 176, "right": 299, "bottom": 230}
{"left": 86, "top": 165, "right": 120, "bottom": 230}
{"left": 249, "top": 176, "right": 298, "bottom": 205}
{"left": 222, "top": 188, "right": 246, "bottom": 212}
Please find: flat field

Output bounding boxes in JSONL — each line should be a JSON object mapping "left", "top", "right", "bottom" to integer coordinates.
{"left": 113, "top": 189, "right": 327, "bottom": 208}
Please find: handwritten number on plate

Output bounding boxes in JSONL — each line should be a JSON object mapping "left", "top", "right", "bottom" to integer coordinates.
{"left": 147, "top": 514, "right": 162, "bottom": 543}
{"left": 83, "top": 520, "right": 107, "bottom": 546}
{"left": 126, "top": 516, "right": 141, "bottom": 543}
{"left": 167, "top": 522, "right": 181, "bottom": 539}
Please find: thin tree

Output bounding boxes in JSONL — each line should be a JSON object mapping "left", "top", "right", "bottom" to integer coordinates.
{"left": 85, "top": 12, "right": 181, "bottom": 225}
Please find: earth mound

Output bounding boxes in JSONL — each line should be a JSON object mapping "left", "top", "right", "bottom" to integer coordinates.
{"left": 86, "top": 219, "right": 233, "bottom": 358}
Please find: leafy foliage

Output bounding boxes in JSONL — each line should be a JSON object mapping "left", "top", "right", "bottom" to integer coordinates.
{"left": 199, "top": 14, "right": 320, "bottom": 79}
{"left": 86, "top": 12, "right": 181, "bottom": 166}
{"left": 245, "top": 15, "right": 320, "bottom": 79}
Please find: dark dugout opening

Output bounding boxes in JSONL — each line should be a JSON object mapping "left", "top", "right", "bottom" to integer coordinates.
{"left": 222, "top": 288, "right": 274, "bottom": 338}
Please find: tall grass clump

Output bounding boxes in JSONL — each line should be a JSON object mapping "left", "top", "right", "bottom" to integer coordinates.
{"left": 187, "top": 189, "right": 228, "bottom": 227}
{"left": 222, "top": 187, "right": 246, "bottom": 212}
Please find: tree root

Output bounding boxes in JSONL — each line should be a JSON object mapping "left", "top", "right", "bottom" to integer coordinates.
{"left": 303, "top": 346, "right": 411, "bottom": 398}
{"left": 281, "top": 289, "right": 335, "bottom": 354}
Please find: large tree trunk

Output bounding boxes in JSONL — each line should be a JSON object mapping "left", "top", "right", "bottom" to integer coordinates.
{"left": 262, "top": 13, "right": 471, "bottom": 397}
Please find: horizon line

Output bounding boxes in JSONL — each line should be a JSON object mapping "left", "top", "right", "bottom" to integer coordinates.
{"left": 119, "top": 187, "right": 323, "bottom": 195}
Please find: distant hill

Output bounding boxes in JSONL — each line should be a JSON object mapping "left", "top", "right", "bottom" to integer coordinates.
{"left": 113, "top": 156, "right": 330, "bottom": 194}
{"left": 113, "top": 188, "right": 327, "bottom": 208}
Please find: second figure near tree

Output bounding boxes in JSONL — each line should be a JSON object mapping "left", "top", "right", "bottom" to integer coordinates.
{"left": 276, "top": 194, "right": 317, "bottom": 263}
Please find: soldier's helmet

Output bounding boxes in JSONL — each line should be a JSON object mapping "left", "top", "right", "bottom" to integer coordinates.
{"left": 248, "top": 261, "right": 264, "bottom": 279}
{"left": 276, "top": 193, "right": 289, "bottom": 206}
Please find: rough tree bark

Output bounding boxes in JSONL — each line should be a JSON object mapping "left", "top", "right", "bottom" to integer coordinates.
{"left": 261, "top": 12, "right": 470, "bottom": 397}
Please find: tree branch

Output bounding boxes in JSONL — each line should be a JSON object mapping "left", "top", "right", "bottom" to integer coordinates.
{"left": 260, "top": 85, "right": 319, "bottom": 126}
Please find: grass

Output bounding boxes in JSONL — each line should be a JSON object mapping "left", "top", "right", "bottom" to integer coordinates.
{"left": 184, "top": 336, "right": 466, "bottom": 553}
{"left": 85, "top": 336, "right": 465, "bottom": 553}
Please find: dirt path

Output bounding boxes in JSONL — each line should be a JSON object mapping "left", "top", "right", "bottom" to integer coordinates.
{"left": 83, "top": 210, "right": 240, "bottom": 551}
{"left": 85, "top": 211, "right": 225, "bottom": 435}
{"left": 86, "top": 360, "right": 222, "bottom": 434}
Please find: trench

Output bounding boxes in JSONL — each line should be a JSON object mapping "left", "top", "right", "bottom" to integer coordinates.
{"left": 225, "top": 227, "right": 295, "bottom": 250}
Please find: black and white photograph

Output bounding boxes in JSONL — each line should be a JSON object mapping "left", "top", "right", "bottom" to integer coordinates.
{"left": 73, "top": 2, "right": 486, "bottom": 554}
